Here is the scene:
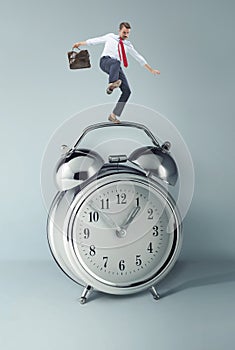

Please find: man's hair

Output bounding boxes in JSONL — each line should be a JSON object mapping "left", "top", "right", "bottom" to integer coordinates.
{"left": 119, "top": 22, "right": 131, "bottom": 30}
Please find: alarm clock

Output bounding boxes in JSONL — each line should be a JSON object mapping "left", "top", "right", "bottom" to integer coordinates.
{"left": 47, "top": 121, "right": 182, "bottom": 303}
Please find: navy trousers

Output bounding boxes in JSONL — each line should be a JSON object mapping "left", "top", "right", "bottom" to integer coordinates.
{"left": 100, "top": 56, "right": 131, "bottom": 117}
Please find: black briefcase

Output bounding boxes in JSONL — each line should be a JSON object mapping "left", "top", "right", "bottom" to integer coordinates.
{"left": 67, "top": 49, "right": 91, "bottom": 69}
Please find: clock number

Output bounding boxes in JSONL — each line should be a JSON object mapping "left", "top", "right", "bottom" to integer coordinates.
{"left": 147, "top": 242, "right": 153, "bottom": 254}
{"left": 89, "top": 245, "right": 96, "bottom": 256}
{"left": 101, "top": 198, "right": 110, "bottom": 210}
{"left": 83, "top": 228, "right": 90, "bottom": 239}
{"left": 147, "top": 208, "right": 154, "bottom": 220}
{"left": 103, "top": 256, "right": 108, "bottom": 268}
{"left": 135, "top": 255, "right": 142, "bottom": 266}
{"left": 136, "top": 197, "right": 140, "bottom": 207}
{"left": 153, "top": 226, "right": 159, "bottom": 236}
{"left": 117, "top": 193, "right": 127, "bottom": 205}
{"left": 89, "top": 211, "right": 99, "bottom": 222}
{"left": 119, "top": 260, "right": 125, "bottom": 271}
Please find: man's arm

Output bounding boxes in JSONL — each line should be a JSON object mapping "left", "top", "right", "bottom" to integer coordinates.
{"left": 127, "top": 43, "right": 160, "bottom": 75}
{"left": 73, "top": 33, "right": 109, "bottom": 49}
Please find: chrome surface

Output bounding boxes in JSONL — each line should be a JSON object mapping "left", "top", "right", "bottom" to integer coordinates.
{"left": 73, "top": 121, "right": 160, "bottom": 149}
{"left": 55, "top": 149, "right": 104, "bottom": 191}
{"left": 116, "top": 228, "right": 127, "bottom": 238}
{"left": 150, "top": 286, "right": 160, "bottom": 300}
{"left": 60, "top": 144, "right": 70, "bottom": 154}
{"left": 108, "top": 154, "right": 128, "bottom": 163}
{"left": 161, "top": 141, "right": 171, "bottom": 152}
{"left": 129, "top": 146, "right": 178, "bottom": 186}
{"left": 55, "top": 122, "right": 178, "bottom": 192}
{"left": 80, "top": 285, "right": 93, "bottom": 304}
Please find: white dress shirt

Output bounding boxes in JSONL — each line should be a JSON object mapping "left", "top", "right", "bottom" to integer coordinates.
{"left": 86, "top": 33, "right": 148, "bottom": 66}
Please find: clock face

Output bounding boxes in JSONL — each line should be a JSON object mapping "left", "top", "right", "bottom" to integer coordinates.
{"left": 66, "top": 174, "right": 181, "bottom": 289}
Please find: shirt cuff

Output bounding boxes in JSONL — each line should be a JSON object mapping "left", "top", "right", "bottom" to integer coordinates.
{"left": 140, "top": 59, "right": 147, "bottom": 66}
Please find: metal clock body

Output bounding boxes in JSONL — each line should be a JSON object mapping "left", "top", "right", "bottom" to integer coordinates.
{"left": 47, "top": 121, "right": 183, "bottom": 303}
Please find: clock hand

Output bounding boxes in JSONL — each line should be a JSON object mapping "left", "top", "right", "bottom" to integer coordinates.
{"left": 89, "top": 201, "right": 121, "bottom": 230}
{"left": 122, "top": 206, "right": 141, "bottom": 229}
{"left": 116, "top": 206, "right": 141, "bottom": 235}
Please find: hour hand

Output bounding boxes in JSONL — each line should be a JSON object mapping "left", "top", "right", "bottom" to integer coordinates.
{"left": 118, "top": 206, "right": 141, "bottom": 231}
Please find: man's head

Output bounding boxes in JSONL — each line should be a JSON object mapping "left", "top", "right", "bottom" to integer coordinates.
{"left": 119, "top": 22, "right": 131, "bottom": 40}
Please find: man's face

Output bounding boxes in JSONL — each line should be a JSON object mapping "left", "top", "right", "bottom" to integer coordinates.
{"left": 119, "top": 26, "right": 130, "bottom": 40}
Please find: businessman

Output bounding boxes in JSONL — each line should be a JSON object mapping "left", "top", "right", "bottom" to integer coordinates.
{"left": 73, "top": 22, "right": 160, "bottom": 123}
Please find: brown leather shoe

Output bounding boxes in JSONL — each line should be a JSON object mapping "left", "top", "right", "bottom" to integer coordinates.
{"left": 106, "top": 79, "right": 122, "bottom": 94}
{"left": 108, "top": 114, "right": 121, "bottom": 124}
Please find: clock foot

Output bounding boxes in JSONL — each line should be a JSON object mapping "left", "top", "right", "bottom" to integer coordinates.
{"left": 150, "top": 286, "right": 160, "bottom": 301}
{"left": 80, "top": 285, "right": 93, "bottom": 304}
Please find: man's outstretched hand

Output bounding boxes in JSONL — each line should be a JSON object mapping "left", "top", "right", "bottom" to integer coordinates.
{"left": 144, "top": 63, "right": 160, "bottom": 75}
{"left": 72, "top": 42, "right": 81, "bottom": 49}
{"left": 72, "top": 41, "right": 86, "bottom": 49}
{"left": 151, "top": 69, "right": 161, "bottom": 75}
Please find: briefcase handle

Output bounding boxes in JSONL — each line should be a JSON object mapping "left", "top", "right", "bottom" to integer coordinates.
{"left": 71, "top": 47, "right": 81, "bottom": 51}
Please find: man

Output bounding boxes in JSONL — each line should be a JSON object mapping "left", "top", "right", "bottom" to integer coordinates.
{"left": 73, "top": 22, "right": 160, "bottom": 123}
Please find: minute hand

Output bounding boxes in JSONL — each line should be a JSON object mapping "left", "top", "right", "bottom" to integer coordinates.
{"left": 90, "top": 201, "right": 121, "bottom": 230}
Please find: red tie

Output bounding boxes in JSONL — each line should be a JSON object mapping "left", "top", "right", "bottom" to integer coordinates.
{"left": 118, "top": 38, "right": 128, "bottom": 68}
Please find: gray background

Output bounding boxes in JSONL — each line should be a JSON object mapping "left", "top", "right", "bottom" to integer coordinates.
{"left": 1, "top": 0, "right": 234, "bottom": 349}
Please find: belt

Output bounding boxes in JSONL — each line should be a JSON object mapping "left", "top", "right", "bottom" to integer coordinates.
{"left": 101, "top": 56, "right": 119, "bottom": 60}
